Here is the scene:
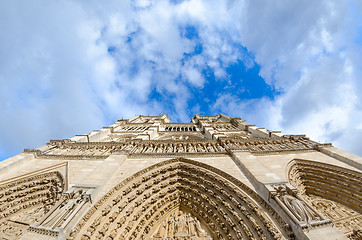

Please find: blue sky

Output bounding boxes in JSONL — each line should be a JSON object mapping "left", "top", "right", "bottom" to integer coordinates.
{"left": 1, "top": 0, "right": 362, "bottom": 160}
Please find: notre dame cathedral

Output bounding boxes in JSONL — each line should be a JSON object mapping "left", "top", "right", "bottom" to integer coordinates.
{"left": 0, "top": 114, "right": 361, "bottom": 240}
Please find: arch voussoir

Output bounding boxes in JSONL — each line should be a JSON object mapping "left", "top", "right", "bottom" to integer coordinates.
{"left": 68, "top": 158, "right": 287, "bottom": 240}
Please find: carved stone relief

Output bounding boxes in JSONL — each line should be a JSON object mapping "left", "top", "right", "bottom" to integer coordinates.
{"left": 67, "top": 158, "right": 288, "bottom": 240}
{"left": 0, "top": 171, "right": 64, "bottom": 239}
{"left": 212, "top": 123, "right": 239, "bottom": 131}
{"left": 304, "top": 195, "right": 362, "bottom": 238}
{"left": 287, "top": 159, "right": 362, "bottom": 239}
{"left": 131, "top": 142, "right": 225, "bottom": 155}
{"left": 268, "top": 183, "right": 328, "bottom": 228}
{"left": 30, "top": 133, "right": 317, "bottom": 160}
{"left": 29, "top": 185, "right": 95, "bottom": 237}
{"left": 114, "top": 125, "right": 150, "bottom": 132}
{"left": 151, "top": 209, "right": 213, "bottom": 239}
{"left": 221, "top": 136, "right": 315, "bottom": 153}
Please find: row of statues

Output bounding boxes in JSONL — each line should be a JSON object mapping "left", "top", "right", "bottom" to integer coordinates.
{"left": 45, "top": 142, "right": 226, "bottom": 156}
{"left": 44, "top": 136, "right": 315, "bottom": 157}
{"left": 115, "top": 126, "right": 149, "bottom": 132}
{"left": 213, "top": 124, "right": 239, "bottom": 131}
{"left": 152, "top": 210, "right": 212, "bottom": 239}
{"left": 133, "top": 143, "right": 225, "bottom": 154}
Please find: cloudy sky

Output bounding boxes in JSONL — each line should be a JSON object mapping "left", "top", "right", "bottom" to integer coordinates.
{"left": 1, "top": 0, "right": 362, "bottom": 160}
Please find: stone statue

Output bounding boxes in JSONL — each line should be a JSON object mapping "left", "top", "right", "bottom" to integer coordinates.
{"left": 196, "top": 144, "right": 206, "bottom": 152}
{"left": 156, "top": 144, "right": 164, "bottom": 153}
{"left": 177, "top": 144, "right": 184, "bottom": 153}
{"left": 206, "top": 143, "right": 215, "bottom": 152}
{"left": 150, "top": 210, "right": 211, "bottom": 239}
{"left": 187, "top": 143, "right": 195, "bottom": 153}
{"left": 166, "top": 144, "right": 174, "bottom": 153}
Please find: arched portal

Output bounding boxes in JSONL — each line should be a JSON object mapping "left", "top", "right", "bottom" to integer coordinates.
{"left": 286, "top": 159, "right": 362, "bottom": 238}
{"left": 0, "top": 170, "right": 64, "bottom": 239}
{"left": 68, "top": 158, "right": 289, "bottom": 240}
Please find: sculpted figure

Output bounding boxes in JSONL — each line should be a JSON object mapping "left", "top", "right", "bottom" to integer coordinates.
{"left": 154, "top": 220, "right": 167, "bottom": 237}
{"left": 282, "top": 195, "right": 310, "bottom": 222}
{"left": 108, "top": 228, "right": 117, "bottom": 239}
{"left": 187, "top": 213, "right": 196, "bottom": 235}
{"left": 195, "top": 218, "right": 207, "bottom": 237}
{"left": 216, "top": 144, "right": 225, "bottom": 151}
{"left": 206, "top": 143, "right": 215, "bottom": 152}
{"left": 175, "top": 211, "right": 188, "bottom": 233}
{"left": 43, "top": 190, "right": 83, "bottom": 228}
{"left": 177, "top": 144, "right": 184, "bottom": 153}
{"left": 167, "top": 214, "right": 175, "bottom": 237}
{"left": 187, "top": 143, "right": 195, "bottom": 153}
{"left": 134, "top": 144, "right": 144, "bottom": 153}
{"left": 196, "top": 144, "right": 206, "bottom": 152}
{"left": 166, "top": 144, "right": 174, "bottom": 153}
{"left": 145, "top": 144, "right": 154, "bottom": 153}
{"left": 274, "top": 184, "right": 320, "bottom": 223}
{"left": 156, "top": 144, "right": 164, "bottom": 153}
{"left": 225, "top": 140, "right": 236, "bottom": 149}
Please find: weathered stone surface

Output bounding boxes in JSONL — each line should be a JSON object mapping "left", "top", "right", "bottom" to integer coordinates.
{"left": 0, "top": 114, "right": 361, "bottom": 240}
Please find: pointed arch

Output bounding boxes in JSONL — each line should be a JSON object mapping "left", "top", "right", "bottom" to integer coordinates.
{"left": 68, "top": 158, "right": 289, "bottom": 240}
{"left": 286, "top": 159, "right": 362, "bottom": 237}
{"left": 0, "top": 166, "right": 65, "bottom": 239}
{"left": 286, "top": 159, "right": 362, "bottom": 213}
{"left": 0, "top": 165, "right": 65, "bottom": 222}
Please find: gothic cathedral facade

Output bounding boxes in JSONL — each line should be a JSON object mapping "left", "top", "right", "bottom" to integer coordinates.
{"left": 0, "top": 114, "right": 361, "bottom": 240}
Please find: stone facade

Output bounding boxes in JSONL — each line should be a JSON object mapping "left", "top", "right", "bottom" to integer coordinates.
{"left": 0, "top": 114, "right": 361, "bottom": 240}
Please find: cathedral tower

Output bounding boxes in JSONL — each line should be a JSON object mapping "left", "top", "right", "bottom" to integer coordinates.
{"left": 0, "top": 114, "right": 361, "bottom": 239}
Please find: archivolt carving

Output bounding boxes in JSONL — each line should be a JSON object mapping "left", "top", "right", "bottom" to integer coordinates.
{"left": 304, "top": 195, "right": 362, "bottom": 238}
{"left": 287, "top": 159, "right": 362, "bottom": 238}
{"left": 26, "top": 185, "right": 95, "bottom": 238}
{"left": 0, "top": 171, "right": 64, "bottom": 239}
{"left": 68, "top": 158, "right": 289, "bottom": 240}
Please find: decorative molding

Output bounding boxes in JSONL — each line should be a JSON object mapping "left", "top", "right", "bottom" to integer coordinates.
{"left": 287, "top": 159, "right": 362, "bottom": 237}
{"left": 267, "top": 183, "right": 331, "bottom": 229}
{"left": 29, "top": 185, "right": 96, "bottom": 236}
{"left": 25, "top": 135, "right": 319, "bottom": 160}
{"left": 67, "top": 158, "right": 289, "bottom": 240}
{"left": 0, "top": 170, "right": 65, "bottom": 239}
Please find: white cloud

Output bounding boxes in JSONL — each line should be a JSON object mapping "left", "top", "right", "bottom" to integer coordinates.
{"left": 0, "top": 0, "right": 245, "bottom": 158}
{"left": 213, "top": 0, "right": 362, "bottom": 156}
{"left": 1, "top": 0, "right": 362, "bottom": 159}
